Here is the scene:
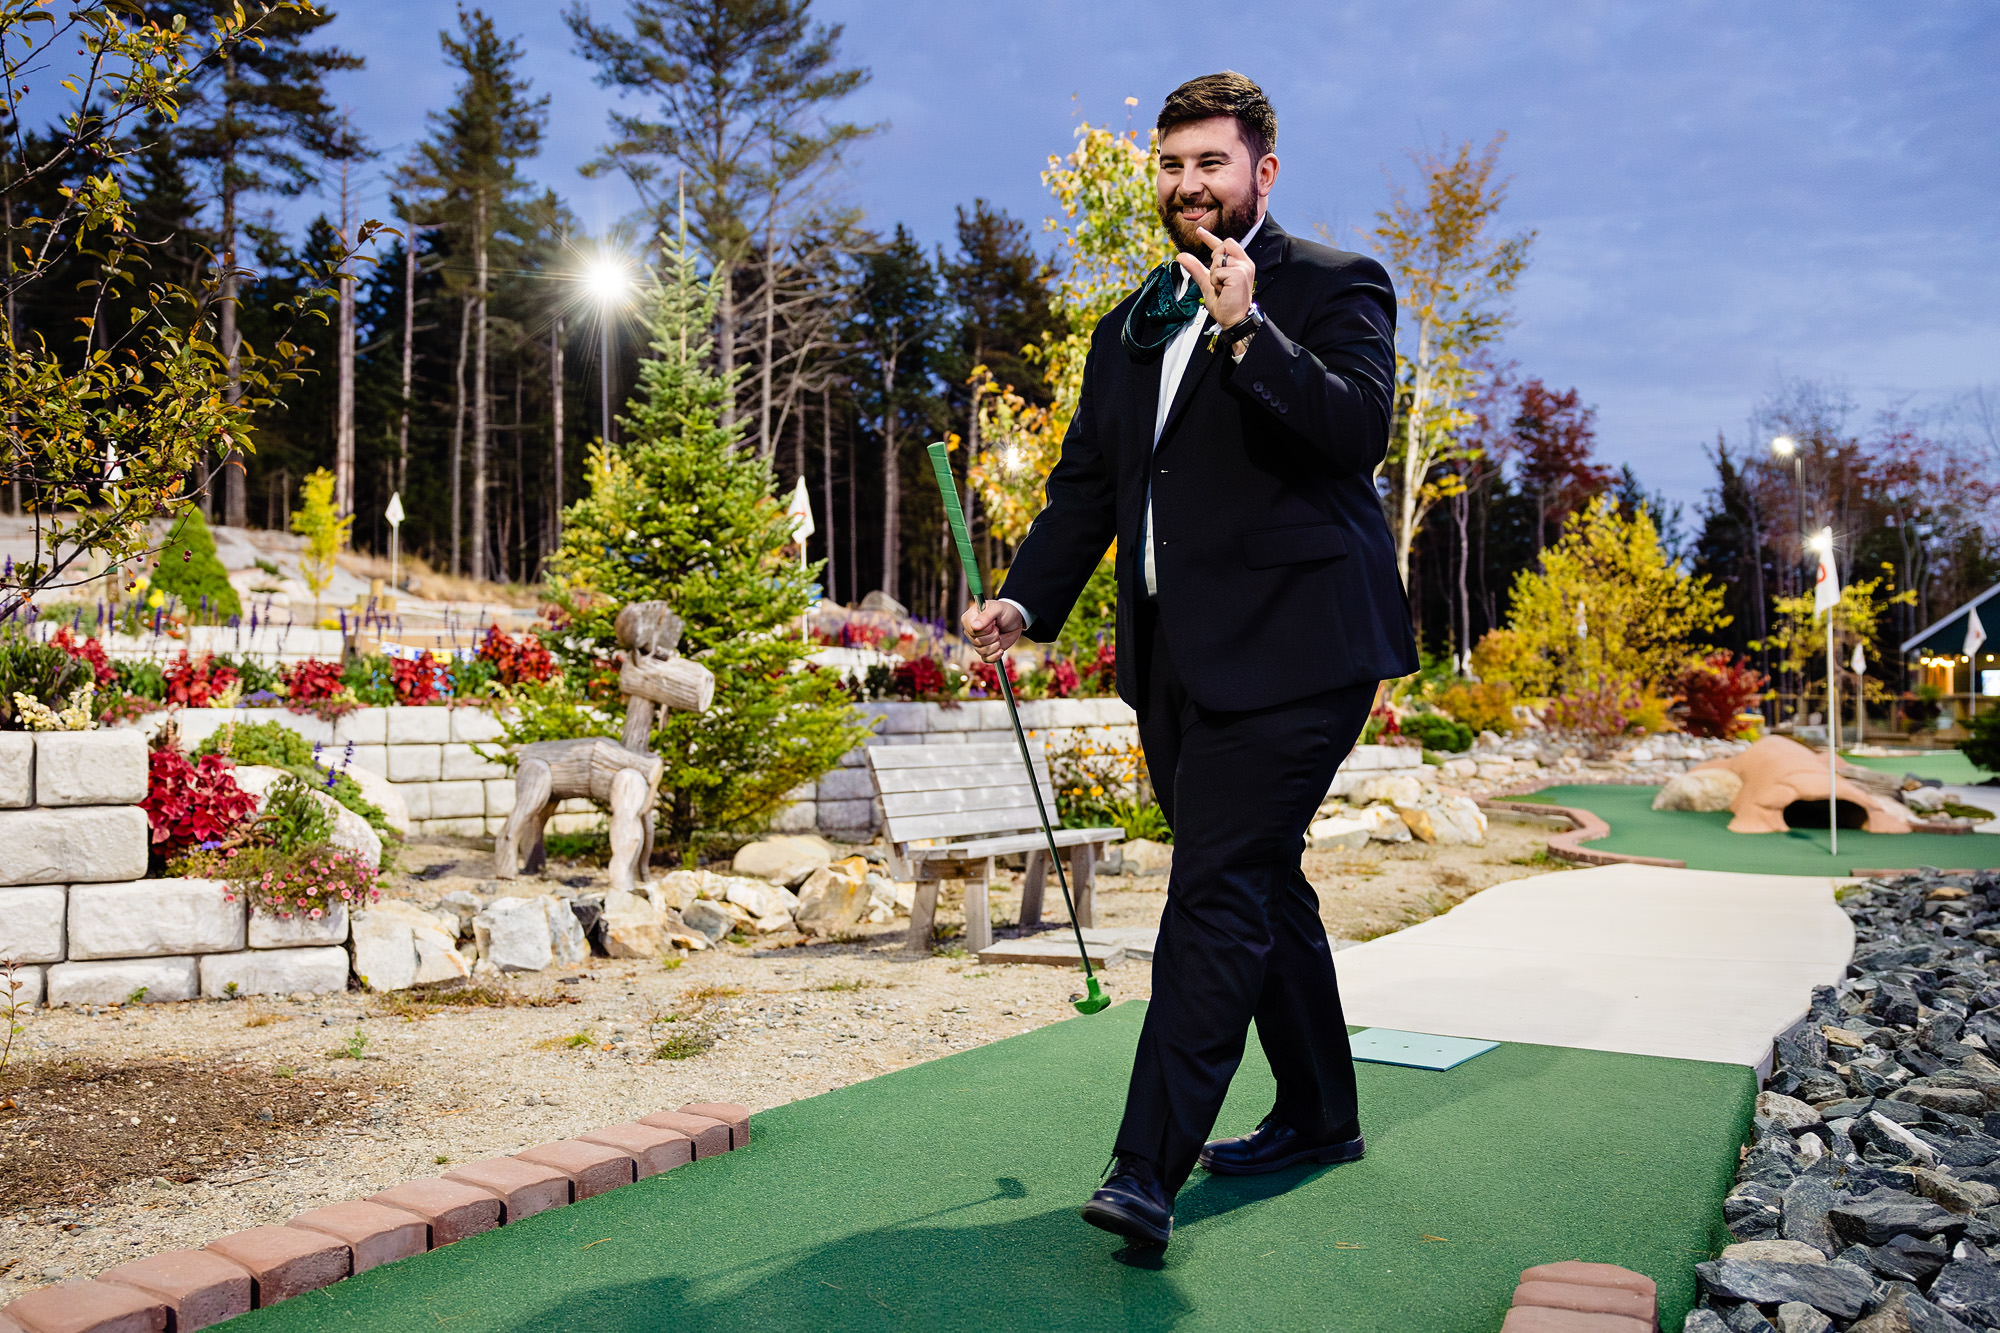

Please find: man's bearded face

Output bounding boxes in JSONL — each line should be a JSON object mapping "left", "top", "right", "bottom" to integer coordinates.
{"left": 1156, "top": 116, "right": 1264, "bottom": 254}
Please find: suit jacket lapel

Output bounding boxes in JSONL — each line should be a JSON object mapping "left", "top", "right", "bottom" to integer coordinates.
{"left": 1153, "top": 215, "right": 1290, "bottom": 453}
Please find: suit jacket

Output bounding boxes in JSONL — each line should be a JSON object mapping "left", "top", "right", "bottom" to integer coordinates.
{"left": 999, "top": 215, "right": 1418, "bottom": 712}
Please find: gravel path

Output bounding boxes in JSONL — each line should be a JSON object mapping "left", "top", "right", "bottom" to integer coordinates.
{"left": 0, "top": 819, "right": 1554, "bottom": 1300}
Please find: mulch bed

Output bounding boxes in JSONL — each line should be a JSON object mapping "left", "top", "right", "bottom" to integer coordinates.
{"left": 0, "top": 1058, "right": 380, "bottom": 1213}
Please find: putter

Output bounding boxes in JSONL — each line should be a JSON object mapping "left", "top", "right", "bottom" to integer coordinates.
{"left": 926, "top": 442, "right": 1110, "bottom": 1015}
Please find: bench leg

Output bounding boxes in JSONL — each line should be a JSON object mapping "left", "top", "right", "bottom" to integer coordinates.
{"left": 963, "top": 860, "right": 994, "bottom": 954}
{"left": 1019, "top": 850, "right": 1047, "bottom": 928}
{"left": 1069, "top": 844, "right": 1096, "bottom": 929}
{"left": 906, "top": 878, "right": 941, "bottom": 955}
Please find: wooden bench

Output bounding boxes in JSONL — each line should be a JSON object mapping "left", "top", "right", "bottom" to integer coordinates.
{"left": 866, "top": 741, "right": 1123, "bottom": 954}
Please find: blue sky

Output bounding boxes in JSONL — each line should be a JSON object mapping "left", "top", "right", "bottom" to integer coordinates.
{"left": 297, "top": 2, "right": 1999, "bottom": 508}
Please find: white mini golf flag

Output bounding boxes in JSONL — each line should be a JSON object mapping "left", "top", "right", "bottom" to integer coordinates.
{"left": 1813, "top": 530, "right": 1841, "bottom": 615}
{"left": 1968, "top": 604, "right": 1989, "bottom": 659}
{"left": 785, "top": 475, "right": 815, "bottom": 542}
{"left": 385, "top": 491, "right": 406, "bottom": 527}
{"left": 1852, "top": 642, "right": 1866, "bottom": 675}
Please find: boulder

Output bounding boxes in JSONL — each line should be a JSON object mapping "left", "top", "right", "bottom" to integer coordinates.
{"left": 342, "top": 763, "right": 412, "bottom": 836}
{"left": 1395, "top": 804, "right": 1439, "bottom": 844}
{"left": 599, "top": 889, "right": 665, "bottom": 958}
{"left": 681, "top": 899, "right": 735, "bottom": 943}
{"left": 731, "top": 834, "right": 835, "bottom": 887}
{"left": 1655, "top": 767, "right": 1745, "bottom": 813}
{"left": 474, "top": 896, "right": 555, "bottom": 972}
{"left": 545, "top": 896, "right": 588, "bottom": 966}
{"left": 865, "top": 872, "right": 905, "bottom": 922}
{"left": 1307, "top": 816, "right": 1371, "bottom": 851}
{"left": 351, "top": 900, "right": 468, "bottom": 991}
{"left": 1433, "top": 795, "right": 1488, "bottom": 845}
{"left": 1358, "top": 805, "right": 1412, "bottom": 843}
{"left": 794, "top": 856, "right": 873, "bottom": 935}
{"left": 1349, "top": 773, "right": 1425, "bottom": 807}
{"left": 722, "top": 876, "right": 800, "bottom": 922}
{"left": 645, "top": 870, "right": 703, "bottom": 915}
{"left": 1120, "top": 839, "right": 1173, "bottom": 874}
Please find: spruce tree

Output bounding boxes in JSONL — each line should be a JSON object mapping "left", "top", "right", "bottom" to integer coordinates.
{"left": 152, "top": 506, "right": 242, "bottom": 623}
{"left": 550, "top": 234, "right": 864, "bottom": 851}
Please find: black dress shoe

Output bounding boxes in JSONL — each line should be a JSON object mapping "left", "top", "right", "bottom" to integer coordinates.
{"left": 1080, "top": 1156, "right": 1173, "bottom": 1247}
{"left": 1198, "top": 1118, "right": 1365, "bottom": 1176}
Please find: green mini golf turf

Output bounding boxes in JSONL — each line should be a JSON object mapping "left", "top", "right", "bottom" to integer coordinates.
{"left": 1519, "top": 783, "right": 2000, "bottom": 873}
{"left": 227, "top": 1004, "right": 1750, "bottom": 1332}
{"left": 1842, "top": 751, "right": 1997, "bottom": 787}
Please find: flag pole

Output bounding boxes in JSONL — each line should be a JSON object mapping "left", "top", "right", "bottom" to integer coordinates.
{"left": 1827, "top": 604, "right": 1837, "bottom": 857}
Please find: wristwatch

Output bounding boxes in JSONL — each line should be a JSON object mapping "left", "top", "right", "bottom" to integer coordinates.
{"left": 1209, "top": 302, "right": 1265, "bottom": 352}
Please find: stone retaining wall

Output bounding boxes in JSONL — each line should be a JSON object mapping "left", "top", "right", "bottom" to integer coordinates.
{"left": 0, "top": 730, "right": 349, "bottom": 1006}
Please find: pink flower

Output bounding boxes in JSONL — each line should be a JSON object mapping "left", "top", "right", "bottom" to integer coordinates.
{"left": 308, "top": 908, "right": 322, "bottom": 919}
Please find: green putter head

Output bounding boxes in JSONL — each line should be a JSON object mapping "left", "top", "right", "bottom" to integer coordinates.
{"left": 1072, "top": 976, "right": 1111, "bottom": 1015}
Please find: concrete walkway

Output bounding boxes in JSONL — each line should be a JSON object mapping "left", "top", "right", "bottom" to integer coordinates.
{"left": 1331, "top": 865, "right": 1854, "bottom": 1074}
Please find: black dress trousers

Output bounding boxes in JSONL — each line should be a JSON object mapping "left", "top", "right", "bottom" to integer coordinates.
{"left": 1114, "top": 602, "right": 1377, "bottom": 1194}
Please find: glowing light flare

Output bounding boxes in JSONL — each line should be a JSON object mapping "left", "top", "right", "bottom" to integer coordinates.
{"left": 1771, "top": 434, "right": 1797, "bottom": 458}
{"left": 1807, "top": 526, "right": 1834, "bottom": 555}
{"left": 583, "top": 255, "right": 633, "bottom": 306}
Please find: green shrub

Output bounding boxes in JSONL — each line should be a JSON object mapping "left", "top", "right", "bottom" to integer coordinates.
{"left": 0, "top": 631, "right": 92, "bottom": 730}
{"left": 151, "top": 508, "right": 241, "bottom": 622}
{"left": 194, "top": 720, "right": 391, "bottom": 842}
{"left": 1965, "top": 709, "right": 2000, "bottom": 775}
{"left": 1401, "top": 712, "right": 1474, "bottom": 753}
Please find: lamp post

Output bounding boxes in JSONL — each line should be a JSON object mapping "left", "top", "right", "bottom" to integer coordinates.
{"left": 585, "top": 255, "right": 632, "bottom": 445}
{"left": 1808, "top": 526, "right": 1838, "bottom": 856}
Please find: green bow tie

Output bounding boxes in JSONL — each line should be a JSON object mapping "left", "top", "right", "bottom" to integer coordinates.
{"left": 1120, "top": 261, "right": 1206, "bottom": 358}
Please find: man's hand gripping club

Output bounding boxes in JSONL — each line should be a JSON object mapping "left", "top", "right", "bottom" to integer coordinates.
{"left": 961, "top": 599, "right": 1024, "bottom": 664}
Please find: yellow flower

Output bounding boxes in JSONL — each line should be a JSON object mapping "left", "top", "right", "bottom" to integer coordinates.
{"left": 147, "top": 589, "right": 165, "bottom": 608}
{"left": 131, "top": 574, "right": 149, "bottom": 591}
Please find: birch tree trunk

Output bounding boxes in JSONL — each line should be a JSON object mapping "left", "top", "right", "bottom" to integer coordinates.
{"left": 470, "top": 190, "right": 490, "bottom": 584}
{"left": 449, "top": 295, "right": 470, "bottom": 577}
{"left": 550, "top": 313, "right": 564, "bottom": 550}
{"left": 880, "top": 347, "right": 900, "bottom": 601}
{"left": 334, "top": 158, "right": 356, "bottom": 519}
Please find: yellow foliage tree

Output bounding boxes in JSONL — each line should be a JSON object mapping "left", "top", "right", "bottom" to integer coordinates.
{"left": 1759, "top": 564, "right": 1915, "bottom": 710}
{"left": 290, "top": 468, "right": 352, "bottom": 625}
{"left": 969, "top": 122, "right": 1172, "bottom": 546}
{"left": 1494, "top": 497, "right": 1727, "bottom": 700}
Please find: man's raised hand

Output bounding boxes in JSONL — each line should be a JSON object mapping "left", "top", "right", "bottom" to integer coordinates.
{"left": 1176, "top": 225, "right": 1255, "bottom": 329}
{"left": 961, "top": 599, "right": 1024, "bottom": 664}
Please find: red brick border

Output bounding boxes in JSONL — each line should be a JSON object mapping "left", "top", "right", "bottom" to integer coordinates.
{"left": 1481, "top": 799, "right": 1687, "bottom": 869}
{"left": 1, "top": 1102, "right": 750, "bottom": 1331}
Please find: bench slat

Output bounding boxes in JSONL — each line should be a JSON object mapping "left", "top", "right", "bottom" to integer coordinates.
{"left": 879, "top": 785, "right": 1048, "bottom": 820}
{"left": 871, "top": 763, "right": 1051, "bottom": 796}
{"left": 906, "top": 827, "right": 1124, "bottom": 860}
{"left": 867, "top": 743, "right": 1025, "bottom": 770}
{"left": 891, "top": 806, "right": 1049, "bottom": 843}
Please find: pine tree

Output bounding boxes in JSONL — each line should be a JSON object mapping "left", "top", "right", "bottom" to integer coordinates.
{"left": 152, "top": 506, "right": 242, "bottom": 623}
{"left": 393, "top": 7, "right": 548, "bottom": 582}
{"left": 549, "top": 234, "right": 864, "bottom": 851}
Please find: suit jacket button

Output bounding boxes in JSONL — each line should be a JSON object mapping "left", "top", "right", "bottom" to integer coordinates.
{"left": 1252, "top": 381, "right": 1264, "bottom": 392}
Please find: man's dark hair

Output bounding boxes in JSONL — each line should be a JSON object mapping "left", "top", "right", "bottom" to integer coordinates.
{"left": 1157, "top": 72, "right": 1277, "bottom": 160}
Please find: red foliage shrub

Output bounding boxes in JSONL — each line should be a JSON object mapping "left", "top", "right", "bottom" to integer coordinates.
{"left": 967, "top": 657, "right": 1019, "bottom": 697}
{"left": 477, "top": 626, "right": 558, "bottom": 685}
{"left": 164, "top": 651, "right": 238, "bottom": 708}
{"left": 1047, "top": 660, "right": 1080, "bottom": 699}
{"left": 1545, "top": 675, "right": 1645, "bottom": 737}
{"left": 392, "top": 652, "right": 444, "bottom": 705}
{"left": 50, "top": 625, "right": 115, "bottom": 686}
{"left": 140, "top": 745, "right": 258, "bottom": 858}
{"left": 1085, "top": 641, "right": 1116, "bottom": 694}
{"left": 1676, "top": 652, "right": 1767, "bottom": 738}
{"left": 284, "top": 658, "right": 346, "bottom": 703}
{"left": 892, "top": 656, "right": 950, "bottom": 701}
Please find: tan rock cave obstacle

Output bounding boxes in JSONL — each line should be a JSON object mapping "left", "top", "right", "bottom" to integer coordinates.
{"left": 493, "top": 602, "right": 715, "bottom": 893}
{"left": 1652, "top": 735, "right": 1917, "bottom": 834}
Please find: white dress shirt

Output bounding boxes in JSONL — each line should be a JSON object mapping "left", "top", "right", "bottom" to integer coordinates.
{"left": 1002, "top": 214, "right": 1264, "bottom": 624}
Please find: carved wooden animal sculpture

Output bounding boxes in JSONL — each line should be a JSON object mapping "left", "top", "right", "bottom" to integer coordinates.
{"left": 492, "top": 601, "right": 713, "bottom": 893}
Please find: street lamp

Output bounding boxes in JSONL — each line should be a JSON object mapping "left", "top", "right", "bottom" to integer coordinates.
{"left": 585, "top": 255, "right": 633, "bottom": 445}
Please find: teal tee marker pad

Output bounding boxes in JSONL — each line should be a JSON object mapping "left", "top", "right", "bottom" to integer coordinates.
{"left": 1348, "top": 1028, "right": 1500, "bottom": 1071}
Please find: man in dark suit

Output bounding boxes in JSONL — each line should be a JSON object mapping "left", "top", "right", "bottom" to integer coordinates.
{"left": 962, "top": 71, "right": 1417, "bottom": 1248}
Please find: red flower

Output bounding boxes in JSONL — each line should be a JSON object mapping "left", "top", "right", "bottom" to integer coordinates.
{"left": 140, "top": 746, "right": 257, "bottom": 858}
{"left": 967, "top": 657, "right": 1018, "bottom": 697}
{"left": 284, "top": 658, "right": 346, "bottom": 702}
{"left": 50, "top": 626, "right": 115, "bottom": 686}
{"left": 891, "top": 657, "right": 949, "bottom": 701}
{"left": 391, "top": 652, "right": 444, "bottom": 705}
{"left": 1047, "top": 660, "right": 1080, "bottom": 699}
{"left": 476, "top": 626, "right": 558, "bottom": 685}
{"left": 164, "top": 651, "right": 239, "bottom": 708}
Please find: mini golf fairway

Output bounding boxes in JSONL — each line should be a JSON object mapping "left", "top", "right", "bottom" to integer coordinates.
{"left": 1842, "top": 751, "right": 1996, "bottom": 787}
{"left": 1522, "top": 783, "right": 2000, "bottom": 873}
{"left": 228, "top": 1003, "right": 1750, "bottom": 1332}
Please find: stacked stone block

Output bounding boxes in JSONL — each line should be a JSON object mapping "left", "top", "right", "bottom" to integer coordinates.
{"left": 0, "top": 729, "right": 351, "bottom": 1005}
